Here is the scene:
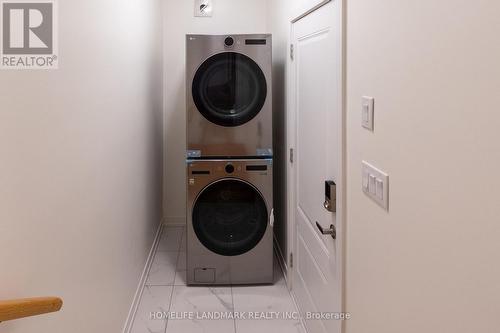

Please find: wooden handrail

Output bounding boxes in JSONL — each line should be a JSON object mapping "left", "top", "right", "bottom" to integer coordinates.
{"left": 0, "top": 297, "right": 63, "bottom": 322}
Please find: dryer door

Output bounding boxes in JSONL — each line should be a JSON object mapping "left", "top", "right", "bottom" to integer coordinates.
{"left": 192, "top": 179, "right": 268, "bottom": 256}
{"left": 192, "top": 52, "right": 267, "bottom": 127}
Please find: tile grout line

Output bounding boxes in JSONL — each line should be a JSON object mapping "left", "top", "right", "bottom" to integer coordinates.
{"left": 145, "top": 227, "right": 182, "bottom": 287}
{"left": 163, "top": 226, "right": 184, "bottom": 333}
{"left": 163, "top": 252, "right": 178, "bottom": 333}
{"left": 230, "top": 286, "right": 237, "bottom": 333}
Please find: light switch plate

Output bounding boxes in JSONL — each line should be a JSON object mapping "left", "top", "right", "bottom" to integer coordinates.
{"left": 361, "top": 96, "right": 374, "bottom": 131}
{"left": 362, "top": 161, "right": 389, "bottom": 210}
{"left": 194, "top": 0, "right": 213, "bottom": 17}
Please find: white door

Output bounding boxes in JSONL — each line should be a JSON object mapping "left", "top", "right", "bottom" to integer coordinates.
{"left": 288, "top": 1, "right": 343, "bottom": 333}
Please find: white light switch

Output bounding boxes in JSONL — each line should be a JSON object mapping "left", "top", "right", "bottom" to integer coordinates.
{"left": 362, "top": 161, "right": 389, "bottom": 210}
{"left": 361, "top": 96, "right": 374, "bottom": 131}
{"left": 369, "top": 175, "right": 376, "bottom": 194}
{"left": 375, "top": 179, "right": 384, "bottom": 200}
{"left": 362, "top": 171, "right": 369, "bottom": 190}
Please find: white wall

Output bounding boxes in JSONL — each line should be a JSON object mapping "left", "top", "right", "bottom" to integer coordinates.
{"left": 345, "top": 1, "right": 500, "bottom": 332}
{"left": 163, "top": 0, "right": 269, "bottom": 225}
{"left": 0, "top": 0, "right": 163, "bottom": 332}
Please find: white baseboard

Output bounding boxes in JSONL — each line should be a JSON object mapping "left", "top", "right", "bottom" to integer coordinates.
{"left": 273, "top": 236, "right": 307, "bottom": 332}
{"left": 164, "top": 216, "right": 186, "bottom": 226}
{"left": 273, "top": 235, "right": 289, "bottom": 284}
{"left": 289, "top": 284, "right": 308, "bottom": 333}
{"left": 122, "top": 221, "right": 164, "bottom": 333}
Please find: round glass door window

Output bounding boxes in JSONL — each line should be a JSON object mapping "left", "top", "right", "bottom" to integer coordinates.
{"left": 192, "top": 52, "right": 267, "bottom": 127}
{"left": 192, "top": 179, "right": 268, "bottom": 256}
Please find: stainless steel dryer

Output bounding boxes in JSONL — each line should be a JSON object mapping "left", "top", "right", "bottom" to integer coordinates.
{"left": 186, "top": 159, "right": 274, "bottom": 285}
{"left": 186, "top": 34, "right": 272, "bottom": 159}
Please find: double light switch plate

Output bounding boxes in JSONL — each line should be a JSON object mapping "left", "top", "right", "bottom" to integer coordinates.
{"left": 362, "top": 161, "right": 389, "bottom": 210}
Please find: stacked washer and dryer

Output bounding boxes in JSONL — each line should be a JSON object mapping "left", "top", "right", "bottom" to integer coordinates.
{"left": 185, "top": 34, "right": 273, "bottom": 285}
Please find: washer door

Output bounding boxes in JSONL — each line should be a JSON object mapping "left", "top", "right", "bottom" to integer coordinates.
{"left": 192, "top": 179, "right": 268, "bottom": 256}
{"left": 192, "top": 52, "right": 267, "bottom": 127}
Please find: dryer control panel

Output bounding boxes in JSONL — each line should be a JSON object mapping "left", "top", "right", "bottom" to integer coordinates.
{"left": 188, "top": 159, "right": 272, "bottom": 178}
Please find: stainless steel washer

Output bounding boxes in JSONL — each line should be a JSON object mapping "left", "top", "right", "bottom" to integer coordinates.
{"left": 186, "top": 159, "right": 274, "bottom": 285}
{"left": 186, "top": 34, "right": 272, "bottom": 159}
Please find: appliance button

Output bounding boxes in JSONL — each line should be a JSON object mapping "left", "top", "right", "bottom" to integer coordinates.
{"left": 225, "top": 164, "right": 235, "bottom": 174}
{"left": 224, "top": 36, "right": 234, "bottom": 47}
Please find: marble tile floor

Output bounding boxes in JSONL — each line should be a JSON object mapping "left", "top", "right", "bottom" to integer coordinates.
{"left": 130, "top": 226, "right": 305, "bottom": 333}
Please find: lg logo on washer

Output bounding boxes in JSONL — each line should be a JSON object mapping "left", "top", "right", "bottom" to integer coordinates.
{"left": 1, "top": 0, "right": 58, "bottom": 69}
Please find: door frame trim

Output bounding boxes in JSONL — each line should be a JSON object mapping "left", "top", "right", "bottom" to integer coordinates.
{"left": 286, "top": 0, "right": 346, "bottom": 332}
